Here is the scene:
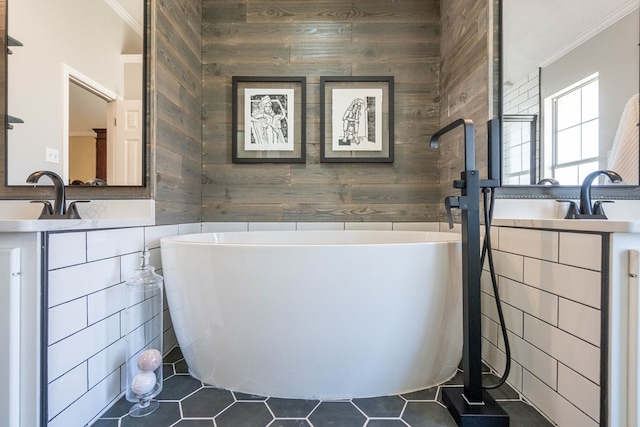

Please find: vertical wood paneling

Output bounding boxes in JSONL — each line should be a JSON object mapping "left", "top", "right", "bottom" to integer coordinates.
{"left": 153, "top": 0, "right": 203, "bottom": 224}
{"left": 438, "top": 0, "right": 492, "bottom": 220}
{"left": 202, "top": 0, "right": 443, "bottom": 222}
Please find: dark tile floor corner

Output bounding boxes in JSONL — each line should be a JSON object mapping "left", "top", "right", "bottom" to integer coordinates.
{"left": 93, "top": 347, "right": 554, "bottom": 427}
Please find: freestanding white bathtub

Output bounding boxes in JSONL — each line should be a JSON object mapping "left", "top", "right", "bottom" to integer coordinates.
{"left": 160, "top": 230, "right": 462, "bottom": 399}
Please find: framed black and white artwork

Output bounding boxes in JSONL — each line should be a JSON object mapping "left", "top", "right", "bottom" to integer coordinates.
{"left": 320, "top": 76, "right": 394, "bottom": 163}
{"left": 232, "top": 76, "right": 306, "bottom": 163}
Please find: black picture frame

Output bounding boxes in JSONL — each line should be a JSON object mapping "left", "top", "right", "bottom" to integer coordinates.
{"left": 232, "top": 76, "right": 306, "bottom": 163}
{"left": 320, "top": 76, "right": 394, "bottom": 163}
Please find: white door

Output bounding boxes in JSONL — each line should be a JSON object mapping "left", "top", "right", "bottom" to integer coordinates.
{"left": 107, "top": 99, "right": 143, "bottom": 185}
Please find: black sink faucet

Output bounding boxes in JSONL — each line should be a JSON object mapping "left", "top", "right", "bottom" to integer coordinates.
{"left": 26, "top": 170, "right": 89, "bottom": 219}
{"left": 579, "top": 169, "right": 622, "bottom": 216}
{"left": 26, "top": 170, "right": 66, "bottom": 215}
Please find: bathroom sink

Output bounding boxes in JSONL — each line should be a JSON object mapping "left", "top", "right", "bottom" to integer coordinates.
{"left": 0, "top": 200, "right": 44, "bottom": 220}
{"left": 492, "top": 199, "right": 640, "bottom": 233}
{"left": 0, "top": 200, "right": 156, "bottom": 232}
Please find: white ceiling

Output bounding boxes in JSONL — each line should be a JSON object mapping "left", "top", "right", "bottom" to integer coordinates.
{"left": 105, "top": 0, "right": 144, "bottom": 36}
{"left": 503, "top": 0, "right": 639, "bottom": 85}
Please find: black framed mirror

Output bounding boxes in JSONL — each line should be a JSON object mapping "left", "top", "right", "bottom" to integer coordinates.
{"left": 496, "top": 0, "right": 640, "bottom": 199}
{"left": 2, "top": 0, "right": 151, "bottom": 196}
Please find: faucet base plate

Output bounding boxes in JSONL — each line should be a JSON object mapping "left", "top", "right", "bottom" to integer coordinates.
{"left": 442, "top": 387, "right": 509, "bottom": 426}
{"left": 567, "top": 213, "right": 608, "bottom": 220}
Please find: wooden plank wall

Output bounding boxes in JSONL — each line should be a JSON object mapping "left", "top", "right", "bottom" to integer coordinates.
{"left": 201, "top": 0, "right": 443, "bottom": 222}
{"left": 438, "top": 0, "right": 492, "bottom": 214}
{"left": 153, "top": 0, "right": 203, "bottom": 224}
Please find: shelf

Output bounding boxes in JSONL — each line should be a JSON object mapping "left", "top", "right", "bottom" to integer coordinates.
{"left": 7, "top": 36, "right": 23, "bottom": 55}
{"left": 7, "top": 36, "right": 23, "bottom": 47}
{"left": 7, "top": 115, "right": 24, "bottom": 130}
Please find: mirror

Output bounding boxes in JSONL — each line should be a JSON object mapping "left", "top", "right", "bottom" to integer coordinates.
{"left": 6, "top": 0, "right": 145, "bottom": 186}
{"left": 501, "top": 0, "right": 639, "bottom": 187}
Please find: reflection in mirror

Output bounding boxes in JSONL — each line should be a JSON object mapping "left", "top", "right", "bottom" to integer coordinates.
{"left": 502, "top": 0, "right": 639, "bottom": 186}
{"left": 68, "top": 80, "right": 109, "bottom": 185}
{"left": 7, "top": 0, "right": 144, "bottom": 186}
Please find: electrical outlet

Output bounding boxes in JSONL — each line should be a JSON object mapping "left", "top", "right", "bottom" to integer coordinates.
{"left": 45, "top": 147, "right": 60, "bottom": 164}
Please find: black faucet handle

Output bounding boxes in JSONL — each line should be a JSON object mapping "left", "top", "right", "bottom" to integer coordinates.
{"left": 444, "top": 196, "right": 460, "bottom": 229}
{"left": 556, "top": 199, "right": 579, "bottom": 219}
{"left": 453, "top": 179, "right": 466, "bottom": 189}
{"left": 30, "top": 200, "right": 53, "bottom": 219}
{"left": 593, "top": 200, "right": 614, "bottom": 217}
{"left": 65, "top": 201, "right": 90, "bottom": 219}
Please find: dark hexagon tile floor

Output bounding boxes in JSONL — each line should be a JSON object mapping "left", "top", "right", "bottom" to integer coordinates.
{"left": 93, "top": 348, "right": 554, "bottom": 427}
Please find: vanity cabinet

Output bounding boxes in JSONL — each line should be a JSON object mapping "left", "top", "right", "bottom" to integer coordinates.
{"left": 0, "top": 232, "right": 41, "bottom": 427}
{"left": 485, "top": 220, "right": 640, "bottom": 427}
{"left": 0, "top": 199, "right": 156, "bottom": 426}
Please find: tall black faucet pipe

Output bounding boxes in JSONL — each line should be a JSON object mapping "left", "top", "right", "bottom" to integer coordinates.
{"left": 430, "top": 118, "right": 475, "bottom": 172}
{"left": 579, "top": 170, "right": 623, "bottom": 215}
{"left": 26, "top": 170, "right": 66, "bottom": 215}
{"left": 430, "top": 118, "right": 484, "bottom": 405}
{"left": 430, "top": 119, "right": 508, "bottom": 426}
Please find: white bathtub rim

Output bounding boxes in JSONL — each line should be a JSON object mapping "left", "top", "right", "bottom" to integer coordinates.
{"left": 161, "top": 229, "right": 461, "bottom": 247}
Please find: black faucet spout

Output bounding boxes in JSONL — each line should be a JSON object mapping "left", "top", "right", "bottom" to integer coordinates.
{"left": 579, "top": 170, "right": 622, "bottom": 215}
{"left": 430, "top": 118, "right": 476, "bottom": 171}
{"left": 26, "top": 170, "right": 67, "bottom": 215}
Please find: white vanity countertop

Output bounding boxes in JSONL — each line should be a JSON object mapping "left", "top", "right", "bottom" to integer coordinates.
{"left": 0, "top": 200, "right": 155, "bottom": 232}
{"left": 492, "top": 217, "right": 640, "bottom": 233}
{"left": 493, "top": 199, "right": 640, "bottom": 233}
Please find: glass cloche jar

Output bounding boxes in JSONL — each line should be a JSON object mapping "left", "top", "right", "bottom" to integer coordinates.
{"left": 125, "top": 247, "right": 164, "bottom": 417}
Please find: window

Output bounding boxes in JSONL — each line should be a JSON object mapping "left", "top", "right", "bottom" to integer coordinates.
{"left": 543, "top": 74, "right": 599, "bottom": 185}
{"left": 502, "top": 115, "right": 537, "bottom": 185}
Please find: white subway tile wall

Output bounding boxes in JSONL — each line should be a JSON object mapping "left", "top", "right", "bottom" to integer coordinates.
{"left": 503, "top": 70, "right": 540, "bottom": 116}
{"left": 44, "top": 221, "right": 600, "bottom": 427}
{"left": 483, "top": 225, "right": 603, "bottom": 426}
{"left": 46, "top": 221, "right": 444, "bottom": 426}
{"left": 345, "top": 222, "right": 393, "bottom": 230}
{"left": 558, "top": 232, "right": 602, "bottom": 270}
{"left": 46, "top": 224, "right": 185, "bottom": 426}
{"left": 502, "top": 70, "right": 541, "bottom": 186}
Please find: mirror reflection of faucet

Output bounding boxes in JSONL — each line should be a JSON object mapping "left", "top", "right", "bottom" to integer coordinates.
{"left": 536, "top": 178, "right": 559, "bottom": 185}
{"left": 26, "top": 170, "right": 89, "bottom": 219}
{"left": 556, "top": 169, "right": 623, "bottom": 219}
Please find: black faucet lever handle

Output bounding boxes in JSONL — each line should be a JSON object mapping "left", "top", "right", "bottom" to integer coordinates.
{"left": 66, "top": 201, "right": 90, "bottom": 219}
{"left": 556, "top": 200, "right": 579, "bottom": 219}
{"left": 593, "top": 200, "right": 614, "bottom": 217}
{"left": 30, "top": 200, "right": 53, "bottom": 218}
{"left": 444, "top": 196, "right": 460, "bottom": 229}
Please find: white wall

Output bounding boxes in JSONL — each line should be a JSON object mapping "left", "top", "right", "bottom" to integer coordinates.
{"left": 541, "top": 10, "right": 639, "bottom": 169}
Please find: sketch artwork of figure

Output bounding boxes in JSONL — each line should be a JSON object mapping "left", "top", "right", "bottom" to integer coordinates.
{"left": 250, "top": 95, "right": 288, "bottom": 145}
{"left": 340, "top": 98, "right": 365, "bottom": 146}
{"left": 331, "top": 88, "right": 382, "bottom": 152}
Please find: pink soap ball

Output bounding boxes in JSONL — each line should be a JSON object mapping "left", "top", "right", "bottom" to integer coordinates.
{"left": 137, "top": 348, "right": 162, "bottom": 372}
{"left": 131, "top": 371, "right": 157, "bottom": 396}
